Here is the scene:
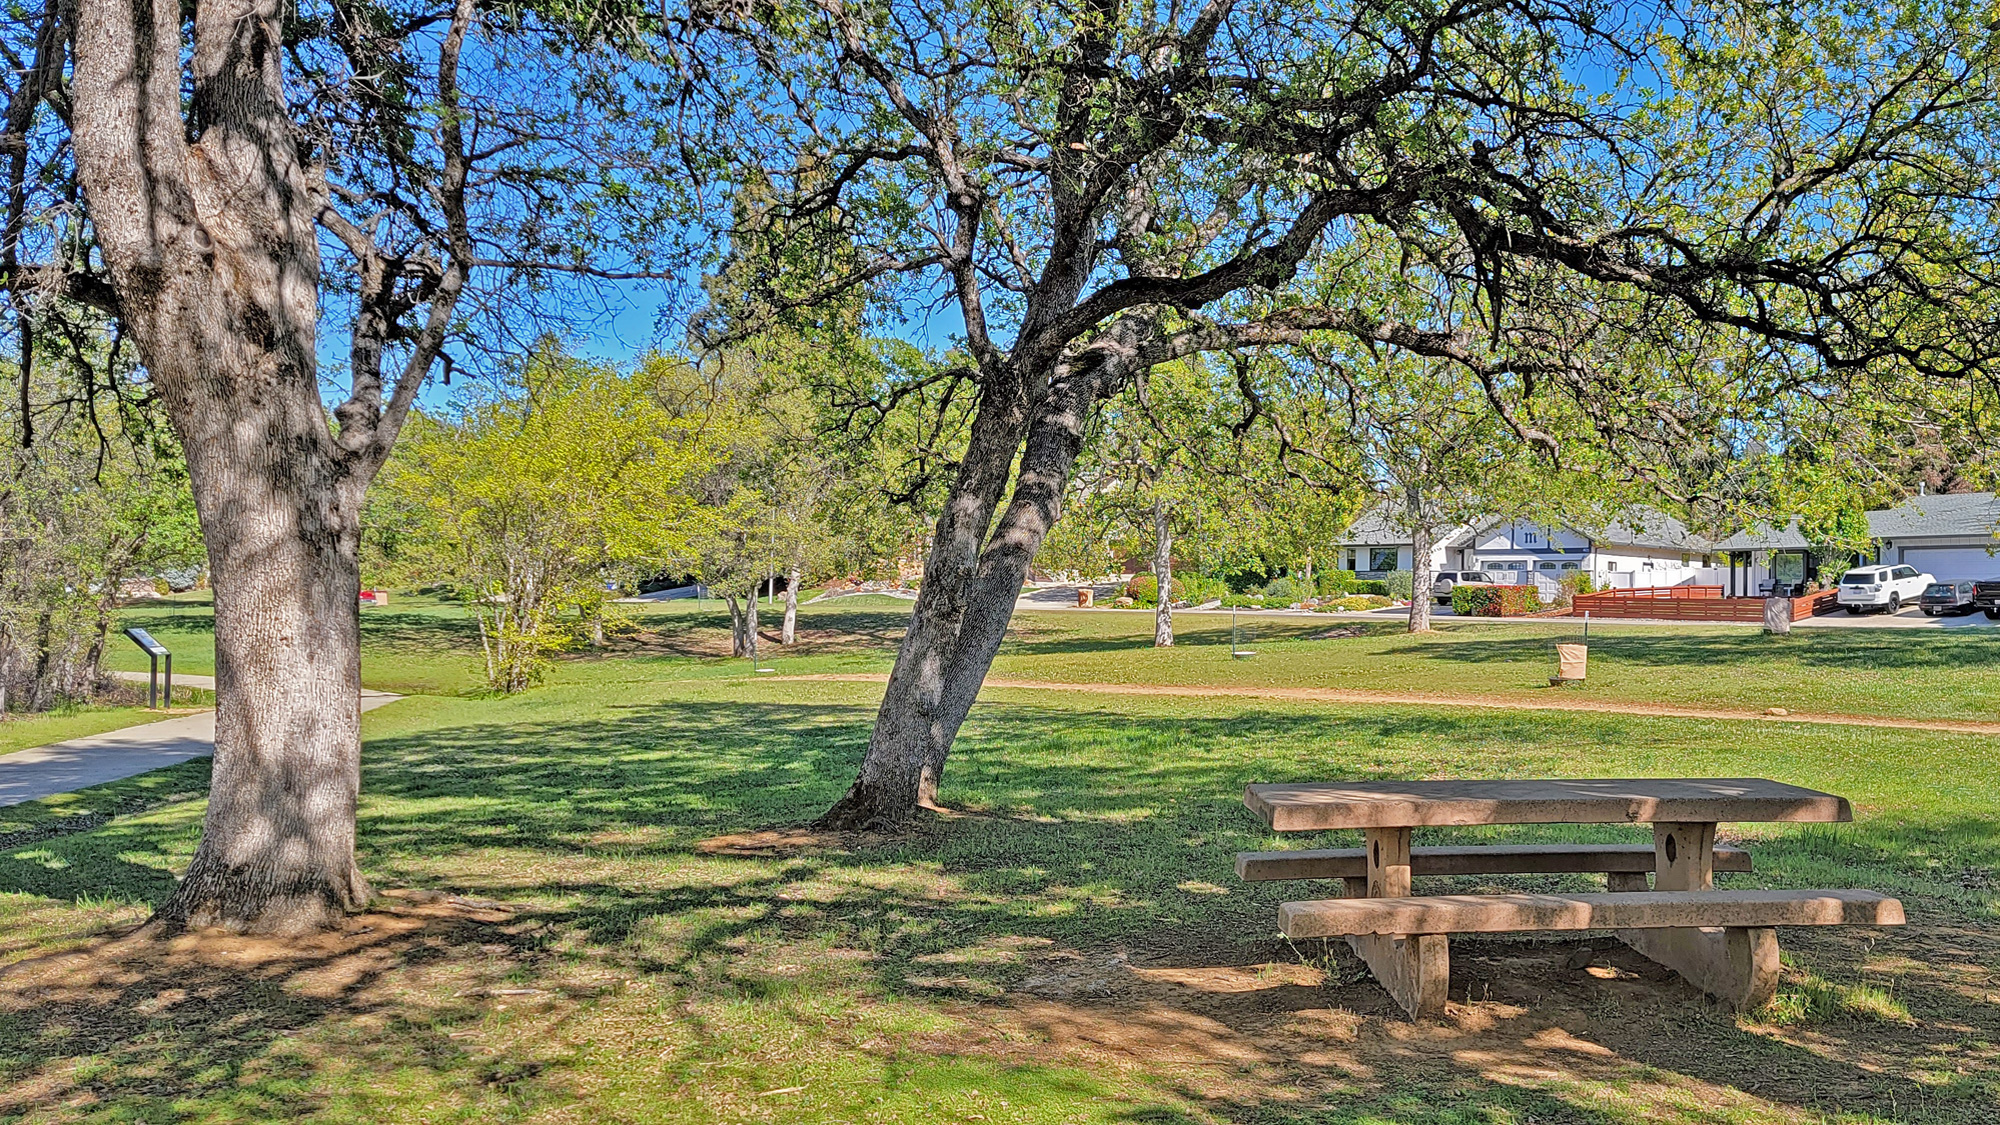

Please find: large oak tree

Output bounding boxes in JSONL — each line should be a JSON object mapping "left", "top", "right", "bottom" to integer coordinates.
{"left": 670, "top": 0, "right": 2000, "bottom": 827}
{"left": 32, "top": 0, "right": 676, "bottom": 931}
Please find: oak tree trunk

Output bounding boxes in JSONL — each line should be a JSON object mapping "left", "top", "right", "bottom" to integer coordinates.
{"left": 818, "top": 364, "right": 1104, "bottom": 829}
{"left": 71, "top": 0, "right": 377, "bottom": 931}
{"left": 1152, "top": 498, "right": 1173, "bottom": 648}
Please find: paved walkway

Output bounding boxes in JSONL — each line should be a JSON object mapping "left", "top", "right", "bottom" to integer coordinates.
{"left": 0, "top": 675, "right": 400, "bottom": 808}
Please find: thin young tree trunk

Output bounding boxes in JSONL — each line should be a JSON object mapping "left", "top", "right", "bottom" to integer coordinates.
{"left": 782, "top": 562, "right": 799, "bottom": 645}
{"left": 1407, "top": 497, "right": 1436, "bottom": 634}
{"left": 1152, "top": 498, "right": 1173, "bottom": 648}
{"left": 747, "top": 590, "right": 760, "bottom": 655}
{"left": 725, "top": 594, "right": 747, "bottom": 657}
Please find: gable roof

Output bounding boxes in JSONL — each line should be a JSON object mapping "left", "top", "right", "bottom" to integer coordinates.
{"left": 1573, "top": 507, "right": 1712, "bottom": 552}
{"left": 1867, "top": 492, "right": 2000, "bottom": 540}
{"left": 1340, "top": 504, "right": 1708, "bottom": 551}
{"left": 1713, "top": 518, "right": 1812, "bottom": 552}
{"left": 1335, "top": 502, "right": 1477, "bottom": 547}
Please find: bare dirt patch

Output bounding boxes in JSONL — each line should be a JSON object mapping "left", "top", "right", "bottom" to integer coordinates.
{"left": 946, "top": 921, "right": 1996, "bottom": 1121}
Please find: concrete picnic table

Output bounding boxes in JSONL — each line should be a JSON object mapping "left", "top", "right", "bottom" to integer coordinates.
{"left": 1238, "top": 777, "right": 1904, "bottom": 1017}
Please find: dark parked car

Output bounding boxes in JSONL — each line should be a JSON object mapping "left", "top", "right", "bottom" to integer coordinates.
{"left": 1431, "top": 570, "right": 1497, "bottom": 605}
{"left": 1919, "top": 580, "right": 1977, "bottom": 616}
{"left": 1974, "top": 577, "right": 2000, "bottom": 619}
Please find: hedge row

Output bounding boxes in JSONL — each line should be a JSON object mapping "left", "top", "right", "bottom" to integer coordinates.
{"left": 1451, "top": 583, "right": 1543, "bottom": 616}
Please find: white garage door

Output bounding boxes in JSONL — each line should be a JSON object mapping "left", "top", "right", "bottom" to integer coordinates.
{"left": 1899, "top": 546, "right": 2000, "bottom": 580}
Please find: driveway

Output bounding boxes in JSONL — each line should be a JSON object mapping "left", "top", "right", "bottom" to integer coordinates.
{"left": 1, "top": 675, "right": 400, "bottom": 808}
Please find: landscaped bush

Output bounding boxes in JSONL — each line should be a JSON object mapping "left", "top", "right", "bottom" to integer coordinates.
{"left": 1349, "top": 579, "right": 1388, "bottom": 596}
{"left": 1452, "top": 583, "right": 1544, "bottom": 616}
{"left": 1123, "top": 573, "right": 1186, "bottom": 606}
{"left": 1554, "top": 571, "right": 1597, "bottom": 607}
{"left": 1309, "top": 594, "right": 1392, "bottom": 612}
{"left": 1384, "top": 570, "right": 1414, "bottom": 602}
{"left": 1180, "top": 575, "right": 1229, "bottom": 604}
{"left": 1317, "top": 570, "right": 1359, "bottom": 596}
{"left": 1262, "top": 576, "right": 1298, "bottom": 602}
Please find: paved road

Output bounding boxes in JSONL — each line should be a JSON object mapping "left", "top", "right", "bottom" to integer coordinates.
{"left": 1016, "top": 584, "right": 2000, "bottom": 628}
{"left": 0, "top": 676, "right": 400, "bottom": 808}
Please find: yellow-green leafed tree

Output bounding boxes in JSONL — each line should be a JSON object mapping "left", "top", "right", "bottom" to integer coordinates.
{"left": 379, "top": 345, "right": 718, "bottom": 692}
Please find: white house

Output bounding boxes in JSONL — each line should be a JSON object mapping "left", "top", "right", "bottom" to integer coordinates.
{"left": 1331, "top": 505, "right": 1471, "bottom": 576}
{"left": 1457, "top": 512, "right": 1715, "bottom": 588}
{"left": 1868, "top": 492, "right": 2000, "bottom": 580}
{"left": 1334, "top": 506, "right": 1715, "bottom": 588}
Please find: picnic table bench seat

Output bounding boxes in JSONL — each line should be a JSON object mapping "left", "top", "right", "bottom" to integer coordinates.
{"left": 1275, "top": 887, "right": 1905, "bottom": 938}
{"left": 1274, "top": 888, "right": 1904, "bottom": 1016}
{"left": 1235, "top": 843, "right": 1752, "bottom": 884}
{"left": 1238, "top": 777, "right": 1903, "bottom": 1019}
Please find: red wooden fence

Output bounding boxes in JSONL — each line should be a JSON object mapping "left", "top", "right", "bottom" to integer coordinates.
{"left": 1571, "top": 586, "right": 1838, "bottom": 622}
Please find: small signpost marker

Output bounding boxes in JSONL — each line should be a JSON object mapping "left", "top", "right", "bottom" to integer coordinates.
{"left": 1231, "top": 607, "right": 1256, "bottom": 659}
{"left": 122, "top": 627, "right": 172, "bottom": 708}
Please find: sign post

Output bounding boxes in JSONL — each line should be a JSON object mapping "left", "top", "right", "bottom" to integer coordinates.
{"left": 122, "top": 627, "right": 172, "bottom": 708}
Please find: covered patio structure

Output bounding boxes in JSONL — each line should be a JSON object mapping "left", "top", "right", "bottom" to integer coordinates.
{"left": 1713, "top": 521, "right": 1817, "bottom": 598}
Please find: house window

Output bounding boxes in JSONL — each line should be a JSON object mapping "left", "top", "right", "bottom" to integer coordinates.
{"left": 1346, "top": 551, "right": 1358, "bottom": 571}
{"left": 1559, "top": 562, "right": 1579, "bottom": 571}
{"left": 1369, "top": 547, "right": 1398, "bottom": 572}
{"left": 1539, "top": 562, "right": 1558, "bottom": 571}
{"left": 1607, "top": 562, "right": 1620, "bottom": 572}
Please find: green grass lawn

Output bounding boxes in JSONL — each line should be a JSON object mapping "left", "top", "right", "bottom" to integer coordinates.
{"left": 0, "top": 707, "right": 173, "bottom": 758}
{"left": 2, "top": 596, "right": 1989, "bottom": 1122}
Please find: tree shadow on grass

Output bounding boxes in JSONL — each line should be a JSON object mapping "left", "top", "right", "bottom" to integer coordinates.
{"left": 2, "top": 698, "right": 1995, "bottom": 1121}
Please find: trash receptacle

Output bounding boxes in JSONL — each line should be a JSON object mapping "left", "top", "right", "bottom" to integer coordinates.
{"left": 1764, "top": 595, "right": 1792, "bottom": 634}
{"left": 1076, "top": 587, "right": 1094, "bottom": 607}
{"left": 1556, "top": 643, "right": 1588, "bottom": 682}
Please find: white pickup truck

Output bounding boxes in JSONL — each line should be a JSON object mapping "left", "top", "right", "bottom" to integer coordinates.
{"left": 1836, "top": 564, "right": 1934, "bottom": 614}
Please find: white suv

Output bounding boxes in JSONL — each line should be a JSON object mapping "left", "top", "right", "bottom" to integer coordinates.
{"left": 1837, "top": 564, "right": 1933, "bottom": 614}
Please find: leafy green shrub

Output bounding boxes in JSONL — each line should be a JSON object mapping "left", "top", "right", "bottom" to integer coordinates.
{"left": 1262, "top": 576, "right": 1298, "bottom": 602}
{"left": 1384, "top": 570, "right": 1414, "bottom": 602}
{"left": 1351, "top": 579, "right": 1388, "bottom": 596}
{"left": 1317, "top": 570, "right": 1358, "bottom": 596}
{"left": 1309, "top": 594, "right": 1392, "bottom": 612}
{"left": 1452, "top": 583, "right": 1543, "bottom": 616}
{"left": 1123, "top": 573, "right": 1186, "bottom": 606}
{"left": 1182, "top": 576, "right": 1229, "bottom": 604}
{"left": 1554, "top": 571, "right": 1596, "bottom": 606}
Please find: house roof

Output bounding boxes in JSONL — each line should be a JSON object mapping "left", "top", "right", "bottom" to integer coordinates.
{"left": 1867, "top": 492, "right": 2000, "bottom": 540}
{"left": 1566, "top": 507, "right": 1713, "bottom": 552}
{"left": 1713, "top": 518, "right": 1812, "bottom": 552}
{"left": 1340, "top": 503, "right": 1707, "bottom": 551}
{"left": 1336, "top": 502, "right": 1482, "bottom": 547}
{"left": 1337, "top": 504, "right": 1406, "bottom": 545}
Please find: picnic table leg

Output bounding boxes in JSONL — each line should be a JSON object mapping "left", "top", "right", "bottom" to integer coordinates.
{"left": 1620, "top": 821, "right": 1780, "bottom": 1010}
{"left": 1348, "top": 827, "right": 1448, "bottom": 1019}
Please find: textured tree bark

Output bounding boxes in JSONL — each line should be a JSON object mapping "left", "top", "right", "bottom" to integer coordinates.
{"left": 1152, "top": 498, "right": 1174, "bottom": 648}
{"left": 818, "top": 365, "right": 1103, "bottom": 829}
{"left": 1408, "top": 505, "right": 1436, "bottom": 633}
{"left": 782, "top": 563, "right": 800, "bottom": 644}
{"left": 725, "top": 594, "right": 750, "bottom": 657}
{"left": 69, "top": 0, "right": 378, "bottom": 931}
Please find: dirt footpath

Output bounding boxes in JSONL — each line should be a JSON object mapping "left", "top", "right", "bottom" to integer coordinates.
{"left": 775, "top": 673, "right": 2000, "bottom": 737}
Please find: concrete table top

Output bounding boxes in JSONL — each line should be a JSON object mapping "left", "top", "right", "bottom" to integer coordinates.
{"left": 1244, "top": 777, "right": 1852, "bottom": 832}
